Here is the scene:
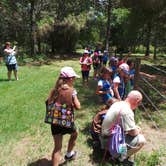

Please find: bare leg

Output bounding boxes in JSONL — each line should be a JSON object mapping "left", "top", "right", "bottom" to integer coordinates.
{"left": 14, "top": 70, "right": 18, "bottom": 80}
{"left": 67, "top": 131, "right": 78, "bottom": 153}
{"left": 127, "top": 143, "right": 144, "bottom": 157}
{"left": 52, "top": 134, "right": 63, "bottom": 166}
{"left": 8, "top": 71, "right": 12, "bottom": 81}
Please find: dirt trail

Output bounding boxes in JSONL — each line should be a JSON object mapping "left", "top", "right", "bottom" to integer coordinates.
{"left": 141, "top": 122, "right": 166, "bottom": 152}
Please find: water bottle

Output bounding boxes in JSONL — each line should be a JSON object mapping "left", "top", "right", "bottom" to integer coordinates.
{"left": 119, "top": 143, "right": 127, "bottom": 161}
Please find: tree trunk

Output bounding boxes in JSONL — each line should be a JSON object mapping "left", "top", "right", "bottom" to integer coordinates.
{"left": 37, "top": 37, "right": 41, "bottom": 54}
{"left": 105, "top": 0, "right": 112, "bottom": 51}
{"left": 153, "top": 38, "right": 157, "bottom": 60}
{"left": 145, "top": 22, "right": 151, "bottom": 56}
{"left": 30, "top": 0, "right": 37, "bottom": 57}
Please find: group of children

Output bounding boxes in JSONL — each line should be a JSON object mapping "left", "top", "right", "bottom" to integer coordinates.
{"left": 79, "top": 48, "right": 135, "bottom": 103}
{"left": 47, "top": 48, "right": 137, "bottom": 165}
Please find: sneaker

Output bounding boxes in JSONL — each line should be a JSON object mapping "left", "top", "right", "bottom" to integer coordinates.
{"left": 64, "top": 151, "right": 77, "bottom": 161}
{"left": 122, "top": 158, "right": 135, "bottom": 166}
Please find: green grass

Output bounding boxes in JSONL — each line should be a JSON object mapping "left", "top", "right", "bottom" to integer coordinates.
{"left": 0, "top": 59, "right": 165, "bottom": 166}
{"left": 0, "top": 60, "right": 101, "bottom": 166}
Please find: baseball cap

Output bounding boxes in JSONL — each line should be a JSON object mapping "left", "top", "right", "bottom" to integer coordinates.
{"left": 84, "top": 50, "right": 89, "bottom": 54}
{"left": 119, "top": 63, "right": 129, "bottom": 75}
{"left": 60, "top": 67, "right": 80, "bottom": 78}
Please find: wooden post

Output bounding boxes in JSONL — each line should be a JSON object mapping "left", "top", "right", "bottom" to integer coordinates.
{"left": 134, "top": 58, "right": 141, "bottom": 90}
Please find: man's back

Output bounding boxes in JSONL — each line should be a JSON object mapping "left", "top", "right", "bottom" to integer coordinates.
{"left": 102, "top": 101, "right": 135, "bottom": 136}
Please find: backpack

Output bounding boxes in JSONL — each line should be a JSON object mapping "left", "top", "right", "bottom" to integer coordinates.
{"left": 108, "top": 110, "right": 127, "bottom": 159}
{"left": 45, "top": 86, "right": 74, "bottom": 128}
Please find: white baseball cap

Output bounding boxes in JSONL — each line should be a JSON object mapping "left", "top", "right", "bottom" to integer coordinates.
{"left": 60, "top": 67, "right": 80, "bottom": 78}
{"left": 84, "top": 50, "right": 89, "bottom": 54}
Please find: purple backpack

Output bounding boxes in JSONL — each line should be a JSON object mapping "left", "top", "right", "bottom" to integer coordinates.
{"left": 108, "top": 111, "right": 126, "bottom": 159}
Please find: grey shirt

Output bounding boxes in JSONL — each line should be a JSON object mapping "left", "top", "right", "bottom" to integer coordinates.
{"left": 102, "top": 101, "right": 136, "bottom": 136}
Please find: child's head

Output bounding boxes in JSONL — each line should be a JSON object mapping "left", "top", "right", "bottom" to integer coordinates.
{"left": 127, "top": 59, "right": 134, "bottom": 69}
{"left": 5, "top": 42, "right": 11, "bottom": 49}
{"left": 118, "top": 63, "right": 129, "bottom": 78}
{"left": 55, "top": 67, "right": 79, "bottom": 90}
{"left": 83, "top": 50, "right": 89, "bottom": 57}
{"left": 60, "top": 66, "right": 79, "bottom": 79}
{"left": 100, "top": 66, "right": 112, "bottom": 79}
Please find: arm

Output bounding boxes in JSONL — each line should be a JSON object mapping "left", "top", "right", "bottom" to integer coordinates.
{"left": 4, "top": 49, "right": 14, "bottom": 54}
{"left": 13, "top": 46, "right": 16, "bottom": 51}
{"left": 73, "top": 95, "right": 81, "bottom": 110}
{"left": 96, "top": 85, "right": 107, "bottom": 95}
{"left": 47, "top": 88, "right": 56, "bottom": 103}
{"left": 140, "top": 72, "right": 156, "bottom": 79}
{"left": 127, "top": 127, "right": 142, "bottom": 136}
{"left": 113, "top": 83, "right": 121, "bottom": 100}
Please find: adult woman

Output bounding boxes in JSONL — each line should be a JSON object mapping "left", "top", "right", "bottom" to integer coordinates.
{"left": 3, "top": 42, "right": 18, "bottom": 80}
{"left": 47, "top": 67, "right": 81, "bottom": 166}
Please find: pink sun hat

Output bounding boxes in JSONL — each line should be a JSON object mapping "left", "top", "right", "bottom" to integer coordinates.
{"left": 60, "top": 66, "right": 80, "bottom": 78}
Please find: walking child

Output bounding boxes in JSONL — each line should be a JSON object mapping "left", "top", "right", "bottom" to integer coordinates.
{"left": 46, "top": 67, "right": 81, "bottom": 166}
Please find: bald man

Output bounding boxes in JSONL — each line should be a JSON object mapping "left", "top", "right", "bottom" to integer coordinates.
{"left": 101, "top": 90, "right": 146, "bottom": 165}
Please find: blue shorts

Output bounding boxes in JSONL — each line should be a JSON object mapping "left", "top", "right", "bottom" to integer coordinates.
{"left": 6, "top": 64, "right": 18, "bottom": 71}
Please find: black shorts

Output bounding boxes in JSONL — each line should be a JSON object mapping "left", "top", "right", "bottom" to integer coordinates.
{"left": 51, "top": 124, "right": 77, "bottom": 135}
{"left": 6, "top": 64, "right": 18, "bottom": 71}
{"left": 93, "top": 64, "right": 100, "bottom": 70}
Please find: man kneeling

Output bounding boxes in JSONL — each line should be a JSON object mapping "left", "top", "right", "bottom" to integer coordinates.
{"left": 101, "top": 90, "right": 146, "bottom": 165}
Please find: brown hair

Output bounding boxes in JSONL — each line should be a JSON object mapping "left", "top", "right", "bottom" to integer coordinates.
{"left": 99, "top": 66, "right": 112, "bottom": 77}
{"left": 5, "top": 42, "right": 11, "bottom": 46}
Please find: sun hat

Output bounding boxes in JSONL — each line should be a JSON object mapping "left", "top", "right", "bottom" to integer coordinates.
{"left": 60, "top": 67, "right": 80, "bottom": 78}
{"left": 84, "top": 49, "right": 89, "bottom": 54}
{"left": 119, "top": 63, "right": 129, "bottom": 75}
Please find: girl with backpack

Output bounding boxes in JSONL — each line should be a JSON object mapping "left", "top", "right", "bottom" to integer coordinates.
{"left": 47, "top": 67, "right": 81, "bottom": 166}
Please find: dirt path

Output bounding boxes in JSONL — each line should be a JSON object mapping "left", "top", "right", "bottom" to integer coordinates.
{"left": 141, "top": 123, "right": 166, "bottom": 152}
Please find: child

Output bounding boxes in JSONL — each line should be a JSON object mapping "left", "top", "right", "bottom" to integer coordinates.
{"left": 127, "top": 59, "right": 135, "bottom": 90}
{"left": 80, "top": 50, "right": 92, "bottom": 86}
{"left": 47, "top": 67, "right": 81, "bottom": 166}
{"left": 90, "top": 105, "right": 109, "bottom": 149}
{"left": 113, "top": 63, "right": 129, "bottom": 100}
{"left": 96, "top": 67, "right": 116, "bottom": 106}
{"left": 102, "top": 50, "right": 109, "bottom": 66}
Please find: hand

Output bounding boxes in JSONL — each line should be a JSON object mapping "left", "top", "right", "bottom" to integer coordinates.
{"left": 13, "top": 46, "right": 16, "bottom": 50}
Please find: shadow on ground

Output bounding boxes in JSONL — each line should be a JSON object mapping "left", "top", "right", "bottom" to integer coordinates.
{"left": 27, "top": 158, "right": 52, "bottom": 166}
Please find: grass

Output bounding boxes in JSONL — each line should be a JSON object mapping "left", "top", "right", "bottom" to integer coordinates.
{"left": 0, "top": 59, "right": 165, "bottom": 166}
{"left": 0, "top": 59, "right": 100, "bottom": 166}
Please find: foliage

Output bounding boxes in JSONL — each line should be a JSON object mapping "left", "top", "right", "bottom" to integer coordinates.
{"left": 1, "top": 1, "right": 166, "bottom": 57}
{"left": 135, "top": 149, "right": 165, "bottom": 166}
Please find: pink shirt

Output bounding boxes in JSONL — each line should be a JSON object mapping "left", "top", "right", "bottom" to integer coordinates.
{"left": 80, "top": 56, "right": 92, "bottom": 71}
